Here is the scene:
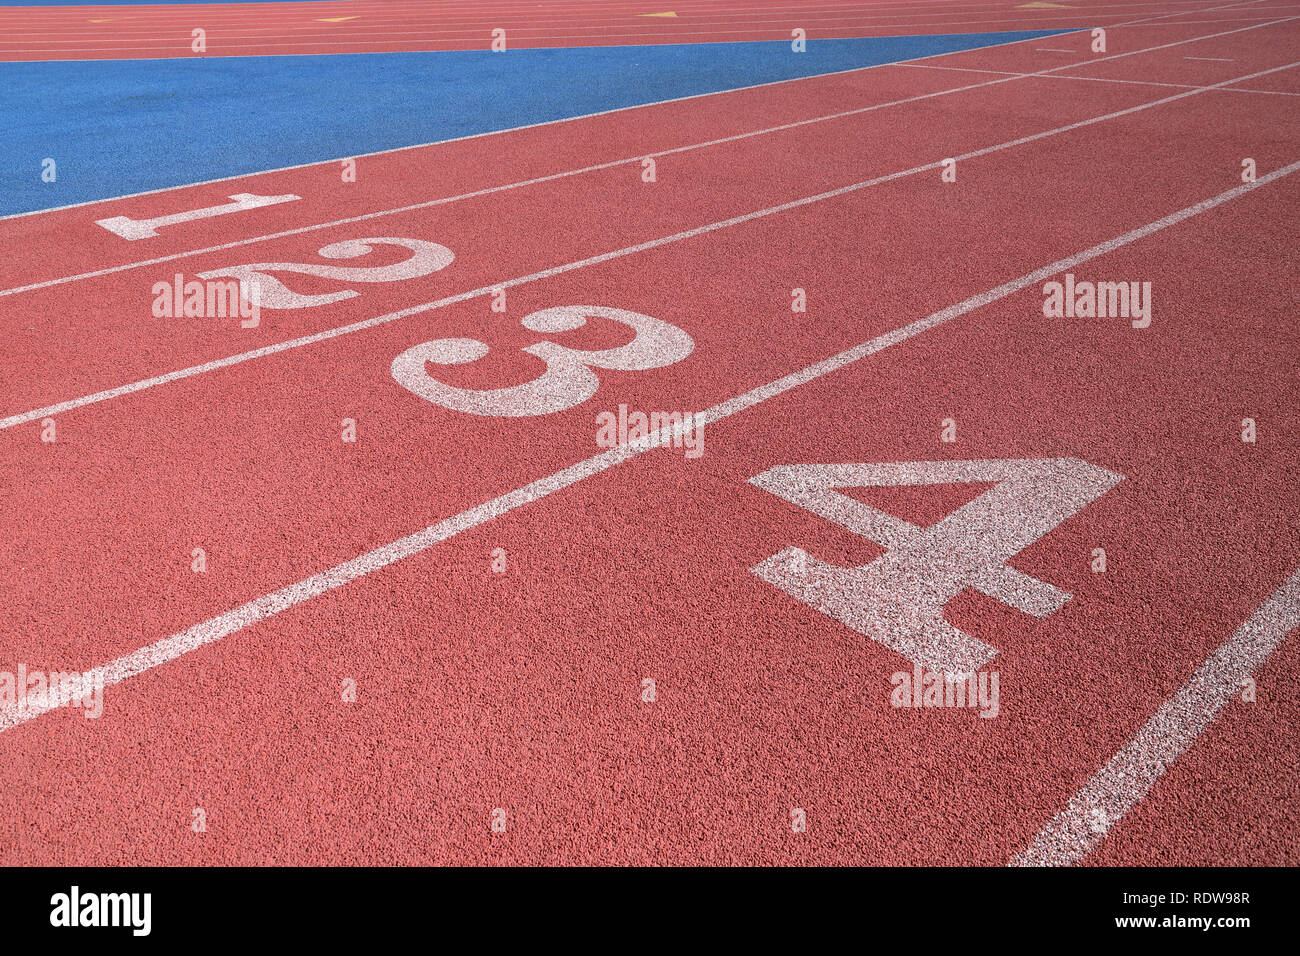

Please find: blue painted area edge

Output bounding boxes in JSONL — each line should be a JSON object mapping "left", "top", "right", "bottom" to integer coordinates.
{"left": 0, "top": 30, "right": 1071, "bottom": 217}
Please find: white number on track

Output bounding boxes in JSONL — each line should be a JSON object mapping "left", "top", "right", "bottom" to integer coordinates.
{"left": 391, "top": 305, "right": 693, "bottom": 417}
{"left": 197, "top": 237, "right": 455, "bottom": 310}
{"left": 749, "top": 458, "right": 1124, "bottom": 678}
{"left": 96, "top": 192, "right": 301, "bottom": 240}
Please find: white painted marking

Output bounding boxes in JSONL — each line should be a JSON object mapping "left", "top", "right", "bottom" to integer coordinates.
{"left": 1184, "top": 54, "right": 1237, "bottom": 59}
{"left": 899, "top": 60, "right": 1300, "bottom": 96}
{"left": 95, "top": 192, "right": 300, "bottom": 240}
{"left": 392, "top": 306, "right": 694, "bottom": 417}
{"left": 750, "top": 459, "right": 1123, "bottom": 678}
{"left": 1014, "top": 566, "right": 1300, "bottom": 866}
{"left": 197, "top": 236, "right": 455, "bottom": 310}
{"left": 1, "top": 162, "right": 1294, "bottom": 735}
{"left": 4, "top": 55, "right": 1297, "bottom": 434}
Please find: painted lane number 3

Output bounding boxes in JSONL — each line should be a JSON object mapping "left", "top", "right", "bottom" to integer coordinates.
{"left": 391, "top": 306, "right": 694, "bottom": 417}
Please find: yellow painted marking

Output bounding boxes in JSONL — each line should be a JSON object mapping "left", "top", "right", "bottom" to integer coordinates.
{"left": 317, "top": 17, "right": 360, "bottom": 23}
{"left": 1017, "top": 2, "right": 1073, "bottom": 8}
{"left": 638, "top": 11, "right": 679, "bottom": 18}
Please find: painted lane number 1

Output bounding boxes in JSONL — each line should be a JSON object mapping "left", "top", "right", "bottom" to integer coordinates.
{"left": 96, "top": 192, "right": 301, "bottom": 240}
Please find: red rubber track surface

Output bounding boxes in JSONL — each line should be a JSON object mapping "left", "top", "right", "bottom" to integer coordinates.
{"left": 0, "top": 8, "right": 1297, "bottom": 864}
{"left": 1, "top": 0, "right": 1296, "bottom": 60}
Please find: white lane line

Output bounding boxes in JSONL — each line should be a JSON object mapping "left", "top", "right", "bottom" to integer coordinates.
{"left": 900, "top": 60, "right": 1300, "bottom": 94}
{"left": 1014, "top": 566, "right": 1300, "bottom": 867}
{"left": 3, "top": 54, "right": 1296, "bottom": 434}
{"left": 1035, "top": 47, "right": 1077, "bottom": 52}
{"left": 1, "top": 161, "right": 1295, "bottom": 736}
{"left": 1185, "top": 53, "right": 1238, "bottom": 57}
{"left": 5, "top": 9, "right": 1289, "bottom": 299}
{"left": 0, "top": 0, "right": 1279, "bottom": 225}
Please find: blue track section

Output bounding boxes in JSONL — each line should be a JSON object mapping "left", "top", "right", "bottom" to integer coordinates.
{"left": 0, "top": 31, "right": 1068, "bottom": 216}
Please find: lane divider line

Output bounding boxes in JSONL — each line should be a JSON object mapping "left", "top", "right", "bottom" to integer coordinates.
{"left": 898, "top": 60, "right": 1300, "bottom": 95}
{"left": 1013, "top": 566, "right": 1300, "bottom": 866}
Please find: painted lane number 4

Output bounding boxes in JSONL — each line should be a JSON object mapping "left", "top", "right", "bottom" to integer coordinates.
{"left": 749, "top": 459, "right": 1124, "bottom": 678}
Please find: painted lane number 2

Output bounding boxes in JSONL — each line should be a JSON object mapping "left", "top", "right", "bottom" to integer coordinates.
{"left": 198, "top": 237, "right": 455, "bottom": 309}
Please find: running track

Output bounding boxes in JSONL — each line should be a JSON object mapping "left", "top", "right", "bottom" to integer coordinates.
{"left": 0, "top": 1, "right": 1297, "bottom": 865}
{"left": 4, "top": 0, "right": 1300, "bottom": 59}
